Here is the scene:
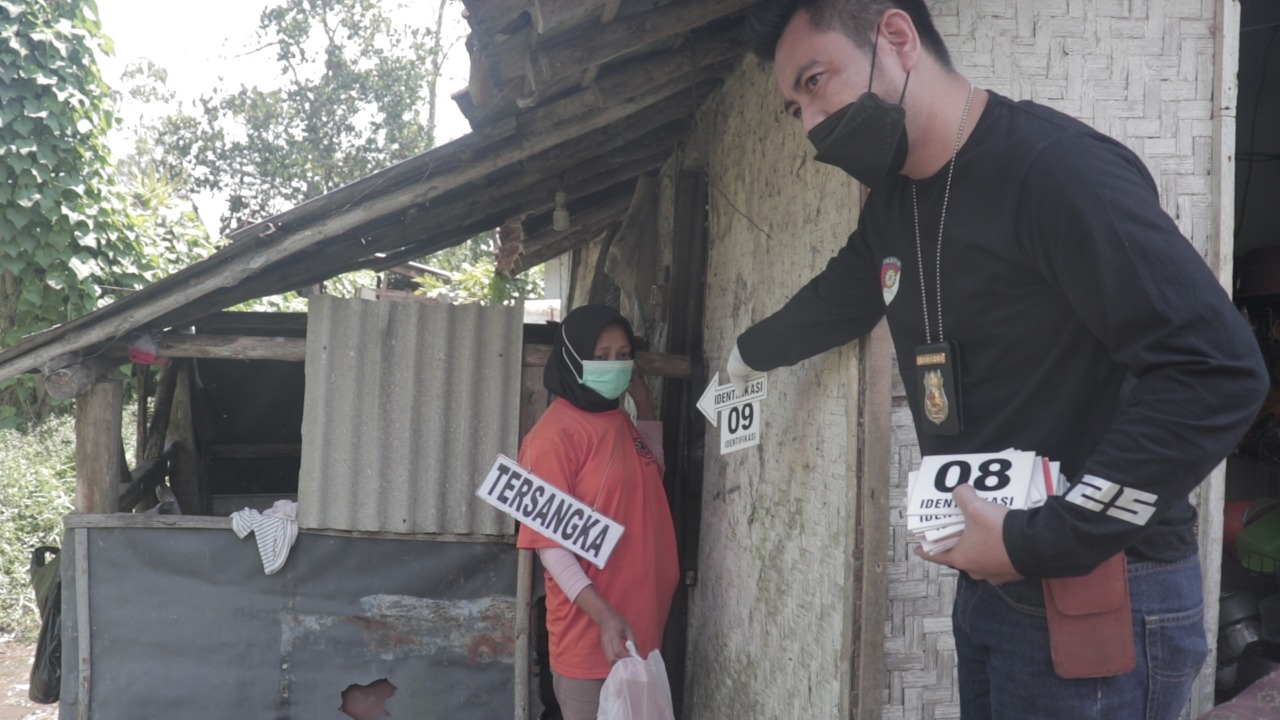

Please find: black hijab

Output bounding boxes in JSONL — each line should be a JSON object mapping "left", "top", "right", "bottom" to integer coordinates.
{"left": 545, "top": 304, "right": 636, "bottom": 413}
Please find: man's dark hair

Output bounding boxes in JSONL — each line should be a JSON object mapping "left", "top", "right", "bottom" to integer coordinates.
{"left": 744, "top": 0, "right": 953, "bottom": 69}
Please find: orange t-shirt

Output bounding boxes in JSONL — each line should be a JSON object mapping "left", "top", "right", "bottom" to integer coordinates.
{"left": 516, "top": 398, "right": 679, "bottom": 679}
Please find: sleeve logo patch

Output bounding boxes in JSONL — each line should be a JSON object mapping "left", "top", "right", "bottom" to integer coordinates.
{"left": 881, "top": 256, "right": 902, "bottom": 306}
{"left": 1063, "top": 476, "right": 1158, "bottom": 526}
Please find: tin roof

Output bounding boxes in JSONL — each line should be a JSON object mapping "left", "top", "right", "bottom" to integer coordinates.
{"left": 297, "top": 296, "right": 522, "bottom": 536}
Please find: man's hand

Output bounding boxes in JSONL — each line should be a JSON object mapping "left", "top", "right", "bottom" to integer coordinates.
{"left": 915, "top": 484, "right": 1023, "bottom": 585}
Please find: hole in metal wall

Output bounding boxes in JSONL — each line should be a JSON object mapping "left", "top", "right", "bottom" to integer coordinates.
{"left": 340, "top": 678, "right": 396, "bottom": 719}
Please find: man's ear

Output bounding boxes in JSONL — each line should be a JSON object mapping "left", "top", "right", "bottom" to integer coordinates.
{"left": 879, "top": 8, "right": 922, "bottom": 73}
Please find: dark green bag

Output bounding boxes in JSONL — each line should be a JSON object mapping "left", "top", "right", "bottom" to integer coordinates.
{"left": 28, "top": 545, "right": 61, "bottom": 704}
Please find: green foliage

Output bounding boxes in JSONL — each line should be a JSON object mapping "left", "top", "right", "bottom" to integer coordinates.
{"left": 0, "top": 0, "right": 157, "bottom": 424}
{"left": 0, "top": 415, "right": 76, "bottom": 639}
{"left": 158, "top": 0, "right": 452, "bottom": 236}
{"left": 417, "top": 234, "right": 544, "bottom": 305}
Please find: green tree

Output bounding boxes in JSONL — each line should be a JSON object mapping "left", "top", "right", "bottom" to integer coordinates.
{"left": 0, "top": 0, "right": 151, "bottom": 424}
{"left": 154, "top": 0, "right": 542, "bottom": 306}
{"left": 113, "top": 60, "right": 224, "bottom": 281}
{"left": 160, "top": 0, "right": 454, "bottom": 236}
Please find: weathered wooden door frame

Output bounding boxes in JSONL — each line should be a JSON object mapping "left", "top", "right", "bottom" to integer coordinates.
{"left": 1191, "top": 1, "right": 1242, "bottom": 715}
{"left": 843, "top": 321, "right": 893, "bottom": 720}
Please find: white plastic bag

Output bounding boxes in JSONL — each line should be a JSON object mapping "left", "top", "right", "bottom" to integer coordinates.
{"left": 596, "top": 641, "right": 676, "bottom": 720}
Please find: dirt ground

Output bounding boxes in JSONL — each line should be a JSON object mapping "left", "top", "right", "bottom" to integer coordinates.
{"left": 0, "top": 641, "right": 55, "bottom": 720}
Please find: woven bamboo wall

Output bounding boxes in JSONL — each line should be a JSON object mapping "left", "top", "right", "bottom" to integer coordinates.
{"left": 883, "top": 2, "right": 1225, "bottom": 718}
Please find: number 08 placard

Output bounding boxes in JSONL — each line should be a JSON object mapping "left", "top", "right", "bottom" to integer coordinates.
{"left": 908, "top": 450, "right": 1037, "bottom": 519}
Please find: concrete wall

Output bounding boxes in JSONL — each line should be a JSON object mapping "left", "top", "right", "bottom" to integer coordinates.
{"left": 680, "top": 56, "right": 864, "bottom": 719}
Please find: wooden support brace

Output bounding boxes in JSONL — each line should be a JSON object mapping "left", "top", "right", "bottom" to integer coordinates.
{"left": 117, "top": 444, "right": 178, "bottom": 512}
{"left": 166, "top": 361, "right": 208, "bottom": 515}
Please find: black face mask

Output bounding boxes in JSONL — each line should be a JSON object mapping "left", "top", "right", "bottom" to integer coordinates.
{"left": 807, "top": 30, "right": 910, "bottom": 188}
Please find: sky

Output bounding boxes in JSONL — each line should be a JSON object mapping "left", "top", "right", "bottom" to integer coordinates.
{"left": 93, "top": 0, "right": 473, "bottom": 231}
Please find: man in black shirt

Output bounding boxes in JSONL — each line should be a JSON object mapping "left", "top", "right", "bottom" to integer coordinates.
{"left": 733, "top": 1, "right": 1268, "bottom": 718}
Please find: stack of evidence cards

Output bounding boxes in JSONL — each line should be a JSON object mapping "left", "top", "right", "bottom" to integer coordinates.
{"left": 905, "top": 449, "right": 1065, "bottom": 553}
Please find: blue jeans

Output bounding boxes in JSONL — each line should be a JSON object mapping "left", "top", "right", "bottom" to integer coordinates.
{"left": 953, "top": 553, "right": 1208, "bottom": 720}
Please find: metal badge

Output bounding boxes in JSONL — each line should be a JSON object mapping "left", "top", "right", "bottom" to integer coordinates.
{"left": 915, "top": 340, "right": 962, "bottom": 435}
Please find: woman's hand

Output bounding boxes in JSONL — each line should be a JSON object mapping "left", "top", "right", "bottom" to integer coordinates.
{"left": 595, "top": 606, "right": 637, "bottom": 664}
{"left": 573, "top": 586, "right": 637, "bottom": 663}
{"left": 627, "top": 373, "right": 656, "bottom": 421}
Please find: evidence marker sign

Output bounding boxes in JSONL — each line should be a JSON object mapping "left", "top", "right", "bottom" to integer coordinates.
{"left": 476, "top": 454, "right": 624, "bottom": 568}
{"left": 720, "top": 399, "right": 760, "bottom": 454}
{"left": 697, "top": 372, "right": 767, "bottom": 456}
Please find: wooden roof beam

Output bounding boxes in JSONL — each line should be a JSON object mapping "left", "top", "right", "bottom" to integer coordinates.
{"left": 220, "top": 97, "right": 695, "bottom": 299}
{"left": 487, "top": 0, "right": 754, "bottom": 90}
{"left": 531, "top": 0, "right": 618, "bottom": 36}
{"left": 460, "top": 0, "right": 531, "bottom": 37}
{"left": 506, "top": 191, "right": 634, "bottom": 274}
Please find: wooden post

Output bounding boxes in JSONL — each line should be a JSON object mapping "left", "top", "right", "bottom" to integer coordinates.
{"left": 74, "top": 380, "right": 124, "bottom": 514}
{"left": 843, "top": 321, "right": 891, "bottom": 720}
{"left": 166, "top": 360, "right": 208, "bottom": 515}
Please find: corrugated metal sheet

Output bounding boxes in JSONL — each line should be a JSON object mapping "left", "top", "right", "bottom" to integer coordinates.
{"left": 297, "top": 295, "right": 521, "bottom": 536}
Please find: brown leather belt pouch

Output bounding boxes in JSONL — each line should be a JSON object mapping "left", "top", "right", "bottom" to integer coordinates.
{"left": 1042, "top": 553, "right": 1136, "bottom": 679}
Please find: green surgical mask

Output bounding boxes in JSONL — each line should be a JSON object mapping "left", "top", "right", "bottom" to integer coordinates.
{"left": 579, "top": 359, "right": 633, "bottom": 400}
{"left": 563, "top": 327, "right": 634, "bottom": 400}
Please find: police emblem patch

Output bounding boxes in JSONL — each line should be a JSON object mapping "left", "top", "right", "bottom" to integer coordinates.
{"left": 881, "top": 256, "right": 902, "bottom": 305}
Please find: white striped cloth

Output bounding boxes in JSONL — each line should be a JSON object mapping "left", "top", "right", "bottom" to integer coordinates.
{"left": 231, "top": 499, "right": 299, "bottom": 575}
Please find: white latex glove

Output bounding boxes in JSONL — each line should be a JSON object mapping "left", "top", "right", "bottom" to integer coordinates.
{"left": 726, "top": 343, "right": 757, "bottom": 393}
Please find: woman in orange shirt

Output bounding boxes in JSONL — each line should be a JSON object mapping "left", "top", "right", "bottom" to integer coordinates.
{"left": 517, "top": 305, "right": 680, "bottom": 720}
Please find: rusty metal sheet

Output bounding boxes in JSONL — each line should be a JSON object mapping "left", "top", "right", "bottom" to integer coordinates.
{"left": 58, "top": 521, "right": 518, "bottom": 719}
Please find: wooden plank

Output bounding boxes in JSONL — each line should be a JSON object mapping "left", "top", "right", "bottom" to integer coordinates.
{"left": 74, "top": 381, "right": 123, "bottom": 514}
{"left": 116, "top": 445, "right": 176, "bottom": 512}
{"left": 239, "top": 112, "right": 699, "bottom": 293}
{"left": 845, "top": 320, "right": 892, "bottom": 720}
{"left": 522, "top": 345, "right": 691, "bottom": 379}
{"left": 62, "top": 514, "right": 516, "bottom": 543}
{"left": 107, "top": 334, "right": 308, "bottom": 363}
{"left": 136, "top": 365, "right": 148, "bottom": 461}
{"left": 360, "top": 141, "right": 670, "bottom": 275}
{"left": 1191, "top": 5, "right": 1239, "bottom": 714}
{"left": 142, "top": 361, "right": 180, "bottom": 460}
{"left": 166, "top": 361, "right": 208, "bottom": 515}
{"left": 460, "top": 0, "right": 530, "bottom": 37}
{"left": 65, "top": 514, "right": 233, "bottom": 531}
{"left": 487, "top": 0, "right": 750, "bottom": 88}
{"left": 515, "top": 548, "right": 533, "bottom": 720}
{"left": 157, "top": 334, "right": 306, "bottom": 362}
{"left": 74, "top": 527, "right": 90, "bottom": 720}
{"left": 531, "top": 0, "right": 614, "bottom": 35}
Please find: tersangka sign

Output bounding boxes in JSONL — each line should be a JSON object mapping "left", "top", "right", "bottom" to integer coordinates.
{"left": 476, "top": 454, "right": 624, "bottom": 569}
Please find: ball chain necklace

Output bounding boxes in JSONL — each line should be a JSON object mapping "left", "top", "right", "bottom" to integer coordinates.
{"left": 912, "top": 83, "right": 975, "bottom": 435}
